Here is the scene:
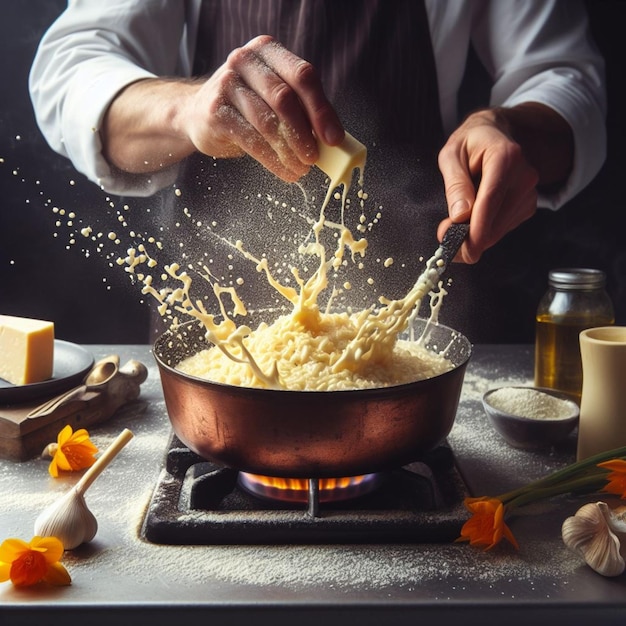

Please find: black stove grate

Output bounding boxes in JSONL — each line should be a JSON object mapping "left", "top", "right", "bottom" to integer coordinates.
{"left": 140, "top": 433, "right": 472, "bottom": 545}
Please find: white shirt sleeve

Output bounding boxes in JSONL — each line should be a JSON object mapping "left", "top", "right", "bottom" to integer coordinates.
{"left": 29, "top": 0, "right": 198, "bottom": 196}
{"left": 31, "top": 0, "right": 606, "bottom": 208}
{"left": 455, "top": 0, "right": 606, "bottom": 210}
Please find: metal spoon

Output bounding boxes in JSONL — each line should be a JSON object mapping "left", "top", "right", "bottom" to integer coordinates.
{"left": 27, "top": 355, "right": 120, "bottom": 418}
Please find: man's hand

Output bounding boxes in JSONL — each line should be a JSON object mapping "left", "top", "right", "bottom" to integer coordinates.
{"left": 103, "top": 35, "right": 344, "bottom": 182}
{"left": 437, "top": 103, "right": 573, "bottom": 263}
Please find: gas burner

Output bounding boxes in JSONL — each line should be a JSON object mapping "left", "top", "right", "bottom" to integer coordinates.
{"left": 238, "top": 472, "right": 384, "bottom": 510}
{"left": 237, "top": 472, "right": 386, "bottom": 516}
{"left": 141, "top": 433, "right": 472, "bottom": 545}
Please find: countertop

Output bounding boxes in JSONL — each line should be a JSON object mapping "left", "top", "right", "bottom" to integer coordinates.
{"left": 1, "top": 344, "right": 625, "bottom": 626}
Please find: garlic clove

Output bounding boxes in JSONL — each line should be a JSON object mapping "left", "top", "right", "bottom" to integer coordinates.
{"left": 34, "top": 488, "right": 98, "bottom": 550}
{"left": 562, "top": 501, "right": 625, "bottom": 577}
{"left": 606, "top": 505, "right": 626, "bottom": 535}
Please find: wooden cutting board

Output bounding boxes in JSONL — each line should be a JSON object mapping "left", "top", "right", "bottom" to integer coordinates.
{"left": 0, "top": 358, "right": 148, "bottom": 462}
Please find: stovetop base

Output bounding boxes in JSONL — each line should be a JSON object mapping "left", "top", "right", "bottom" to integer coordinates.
{"left": 141, "top": 433, "right": 472, "bottom": 545}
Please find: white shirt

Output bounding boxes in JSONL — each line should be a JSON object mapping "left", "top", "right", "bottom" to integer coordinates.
{"left": 29, "top": 0, "right": 606, "bottom": 209}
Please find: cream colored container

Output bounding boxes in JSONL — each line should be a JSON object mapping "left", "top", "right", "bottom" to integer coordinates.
{"left": 577, "top": 326, "right": 626, "bottom": 460}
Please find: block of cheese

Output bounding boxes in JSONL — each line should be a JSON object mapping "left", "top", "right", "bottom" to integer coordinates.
{"left": 0, "top": 315, "right": 55, "bottom": 385}
{"left": 316, "top": 132, "right": 367, "bottom": 206}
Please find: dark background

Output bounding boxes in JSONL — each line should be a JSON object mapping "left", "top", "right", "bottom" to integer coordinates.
{"left": 0, "top": 0, "right": 624, "bottom": 345}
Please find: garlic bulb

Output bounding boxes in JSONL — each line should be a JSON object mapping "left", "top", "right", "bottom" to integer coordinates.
{"left": 34, "top": 488, "right": 98, "bottom": 550}
{"left": 562, "top": 501, "right": 626, "bottom": 577}
{"left": 33, "top": 428, "right": 133, "bottom": 551}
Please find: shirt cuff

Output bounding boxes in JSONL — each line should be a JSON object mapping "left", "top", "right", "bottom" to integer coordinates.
{"left": 499, "top": 69, "right": 606, "bottom": 211}
{"left": 61, "top": 61, "right": 180, "bottom": 196}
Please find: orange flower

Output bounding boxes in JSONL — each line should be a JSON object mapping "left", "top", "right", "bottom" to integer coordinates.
{"left": 456, "top": 448, "right": 626, "bottom": 551}
{"left": 599, "top": 459, "right": 626, "bottom": 498}
{"left": 456, "top": 497, "right": 519, "bottom": 551}
{"left": 48, "top": 425, "right": 98, "bottom": 477}
{"left": 0, "top": 536, "right": 71, "bottom": 587}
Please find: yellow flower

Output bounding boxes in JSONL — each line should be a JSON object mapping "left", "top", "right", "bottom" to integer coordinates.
{"left": 0, "top": 536, "right": 71, "bottom": 587}
{"left": 48, "top": 425, "right": 98, "bottom": 477}
{"left": 456, "top": 497, "right": 519, "bottom": 551}
{"left": 599, "top": 459, "right": 626, "bottom": 498}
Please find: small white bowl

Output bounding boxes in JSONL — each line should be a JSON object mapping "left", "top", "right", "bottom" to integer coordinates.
{"left": 482, "top": 386, "right": 579, "bottom": 449}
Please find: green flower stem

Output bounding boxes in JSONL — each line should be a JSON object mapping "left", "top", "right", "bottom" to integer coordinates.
{"left": 505, "top": 473, "right": 610, "bottom": 513}
{"left": 494, "top": 445, "right": 626, "bottom": 505}
{"left": 498, "top": 467, "right": 606, "bottom": 504}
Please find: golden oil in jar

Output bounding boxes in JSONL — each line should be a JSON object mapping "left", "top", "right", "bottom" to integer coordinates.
{"left": 534, "top": 269, "right": 614, "bottom": 401}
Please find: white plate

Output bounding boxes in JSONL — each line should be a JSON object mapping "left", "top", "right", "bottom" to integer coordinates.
{"left": 0, "top": 340, "right": 94, "bottom": 405}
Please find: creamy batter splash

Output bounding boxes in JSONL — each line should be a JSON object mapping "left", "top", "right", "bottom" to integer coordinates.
{"left": 129, "top": 146, "right": 454, "bottom": 390}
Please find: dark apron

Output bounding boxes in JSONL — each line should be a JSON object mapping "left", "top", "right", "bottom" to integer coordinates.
{"left": 152, "top": 0, "right": 539, "bottom": 343}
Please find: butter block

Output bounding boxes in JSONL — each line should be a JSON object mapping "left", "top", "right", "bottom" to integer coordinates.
{"left": 316, "top": 132, "right": 367, "bottom": 201}
{"left": 0, "top": 314, "right": 55, "bottom": 385}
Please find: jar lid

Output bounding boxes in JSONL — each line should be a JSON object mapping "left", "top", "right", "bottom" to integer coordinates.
{"left": 548, "top": 268, "right": 606, "bottom": 289}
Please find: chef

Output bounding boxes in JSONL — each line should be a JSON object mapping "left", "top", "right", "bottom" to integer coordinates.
{"left": 28, "top": 0, "right": 606, "bottom": 342}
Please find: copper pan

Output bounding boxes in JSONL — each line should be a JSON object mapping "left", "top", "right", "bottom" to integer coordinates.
{"left": 153, "top": 318, "right": 472, "bottom": 478}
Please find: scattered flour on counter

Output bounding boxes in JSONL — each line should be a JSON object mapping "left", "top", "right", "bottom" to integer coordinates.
{"left": 57, "top": 425, "right": 586, "bottom": 597}
{"left": 61, "top": 524, "right": 584, "bottom": 596}
{"left": 459, "top": 369, "right": 530, "bottom": 403}
{"left": 60, "top": 422, "right": 586, "bottom": 598}
{"left": 0, "top": 352, "right": 593, "bottom": 602}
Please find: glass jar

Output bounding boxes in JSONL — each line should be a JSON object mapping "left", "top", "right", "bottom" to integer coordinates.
{"left": 534, "top": 268, "right": 614, "bottom": 401}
